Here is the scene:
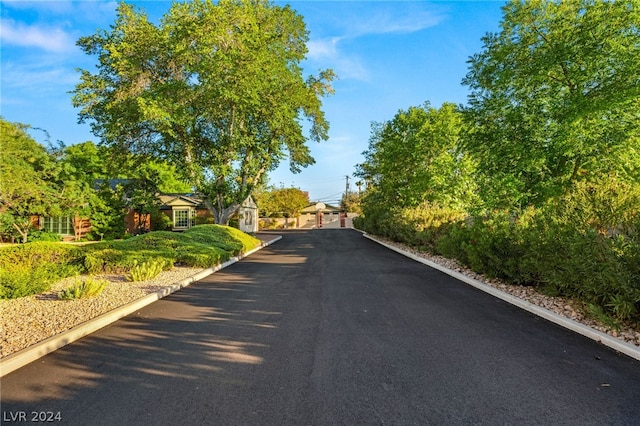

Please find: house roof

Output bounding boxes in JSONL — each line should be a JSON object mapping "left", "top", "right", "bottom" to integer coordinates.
{"left": 301, "top": 203, "right": 341, "bottom": 214}
{"left": 157, "top": 194, "right": 257, "bottom": 210}
{"left": 158, "top": 194, "right": 203, "bottom": 208}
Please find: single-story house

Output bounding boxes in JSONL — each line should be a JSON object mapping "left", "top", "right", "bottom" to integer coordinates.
{"left": 157, "top": 194, "right": 258, "bottom": 234}
{"left": 36, "top": 194, "right": 258, "bottom": 241}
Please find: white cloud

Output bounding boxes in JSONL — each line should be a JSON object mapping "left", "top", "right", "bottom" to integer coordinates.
{"left": 1, "top": 60, "right": 80, "bottom": 95}
{"left": 0, "top": 19, "right": 76, "bottom": 53}
{"left": 307, "top": 37, "right": 369, "bottom": 81}
{"left": 348, "top": 8, "right": 445, "bottom": 37}
{"left": 305, "top": 5, "right": 445, "bottom": 82}
{"left": 307, "top": 37, "right": 342, "bottom": 61}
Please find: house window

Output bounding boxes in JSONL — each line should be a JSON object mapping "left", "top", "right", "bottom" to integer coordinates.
{"left": 42, "top": 216, "right": 73, "bottom": 235}
{"left": 173, "top": 209, "right": 193, "bottom": 229}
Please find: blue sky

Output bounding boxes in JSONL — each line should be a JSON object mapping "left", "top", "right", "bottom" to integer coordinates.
{"left": 0, "top": 0, "right": 505, "bottom": 204}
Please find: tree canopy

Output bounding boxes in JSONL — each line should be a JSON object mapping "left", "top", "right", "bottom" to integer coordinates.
{"left": 0, "top": 119, "right": 62, "bottom": 242}
{"left": 356, "top": 102, "right": 477, "bottom": 210}
{"left": 463, "top": 0, "right": 640, "bottom": 208}
{"left": 255, "top": 185, "right": 309, "bottom": 219}
{"left": 72, "top": 0, "right": 335, "bottom": 224}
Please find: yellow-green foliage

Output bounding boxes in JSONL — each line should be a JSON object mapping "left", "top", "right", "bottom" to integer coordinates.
{"left": 126, "top": 259, "right": 165, "bottom": 282}
{"left": 58, "top": 277, "right": 108, "bottom": 300}
{"left": 0, "top": 243, "right": 84, "bottom": 299}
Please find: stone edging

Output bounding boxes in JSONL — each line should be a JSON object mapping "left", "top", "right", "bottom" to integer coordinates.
{"left": 0, "top": 236, "right": 283, "bottom": 378}
{"left": 363, "top": 233, "right": 640, "bottom": 362}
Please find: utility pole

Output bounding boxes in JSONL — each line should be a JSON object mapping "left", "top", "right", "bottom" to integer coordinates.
{"left": 345, "top": 175, "right": 350, "bottom": 196}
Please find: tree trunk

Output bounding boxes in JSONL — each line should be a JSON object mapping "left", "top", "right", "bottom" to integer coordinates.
{"left": 12, "top": 222, "right": 28, "bottom": 244}
{"left": 204, "top": 198, "right": 240, "bottom": 225}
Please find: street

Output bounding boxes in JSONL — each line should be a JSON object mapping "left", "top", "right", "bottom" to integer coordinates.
{"left": 2, "top": 229, "right": 639, "bottom": 425}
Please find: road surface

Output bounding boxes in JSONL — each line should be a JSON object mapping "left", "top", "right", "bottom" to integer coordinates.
{"left": 2, "top": 229, "right": 639, "bottom": 425}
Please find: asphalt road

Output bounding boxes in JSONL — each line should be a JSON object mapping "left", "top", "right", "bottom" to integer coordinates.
{"left": 2, "top": 229, "right": 639, "bottom": 425}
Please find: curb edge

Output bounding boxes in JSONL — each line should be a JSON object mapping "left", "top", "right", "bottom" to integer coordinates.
{"left": 363, "top": 233, "right": 640, "bottom": 362}
{"left": 0, "top": 235, "right": 283, "bottom": 377}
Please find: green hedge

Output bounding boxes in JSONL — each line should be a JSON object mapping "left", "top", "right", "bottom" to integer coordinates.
{"left": 0, "top": 225, "right": 261, "bottom": 299}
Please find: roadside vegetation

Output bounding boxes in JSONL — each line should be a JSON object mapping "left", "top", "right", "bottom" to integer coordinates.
{"left": 355, "top": 0, "right": 640, "bottom": 325}
{"left": 254, "top": 185, "right": 310, "bottom": 229}
{"left": 0, "top": 225, "right": 260, "bottom": 299}
{"left": 58, "top": 277, "right": 109, "bottom": 300}
{"left": 0, "top": 121, "right": 192, "bottom": 244}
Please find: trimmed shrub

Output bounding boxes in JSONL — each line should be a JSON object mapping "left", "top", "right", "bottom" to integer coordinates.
{"left": 184, "top": 224, "right": 260, "bottom": 255}
{"left": 1, "top": 225, "right": 261, "bottom": 299}
{"left": 175, "top": 245, "right": 228, "bottom": 268}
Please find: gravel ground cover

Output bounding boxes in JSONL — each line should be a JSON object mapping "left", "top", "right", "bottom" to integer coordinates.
{"left": 2, "top": 232, "right": 638, "bottom": 359}
{"left": 0, "top": 267, "right": 204, "bottom": 357}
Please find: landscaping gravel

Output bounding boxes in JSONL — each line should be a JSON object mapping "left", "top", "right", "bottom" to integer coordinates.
{"left": 2, "top": 235, "right": 638, "bottom": 359}
{"left": 0, "top": 267, "right": 204, "bottom": 358}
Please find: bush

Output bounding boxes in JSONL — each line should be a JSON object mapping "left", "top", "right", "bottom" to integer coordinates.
{"left": 126, "top": 259, "right": 166, "bottom": 282}
{"left": 176, "top": 245, "right": 228, "bottom": 267}
{"left": 0, "top": 243, "right": 85, "bottom": 299}
{"left": 361, "top": 181, "right": 640, "bottom": 322}
{"left": 0, "top": 265, "right": 75, "bottom": 299}
{"left": 58, "top": 277, "right": 109, "bottom": 299}
{"left": 28, "top": 230, "right": 63, "bottom": 242}
{"left": 184, "top": 224, "right": 260, "bottom": 254}
{"left": 0, "top": 225, "right": 261, "bottom": 298}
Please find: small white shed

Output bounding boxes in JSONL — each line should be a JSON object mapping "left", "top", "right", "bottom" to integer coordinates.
{"left": 238, "top": 195, "right": 259, "bottom": 233}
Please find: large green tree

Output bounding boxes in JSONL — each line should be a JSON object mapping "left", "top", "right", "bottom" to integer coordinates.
{"left": 72, "top": 0, "right": 334, "bottom": 224}
{"left": 463, "top": 0, "right": 640, "bottom": 208}
{"left": 357, "top": 102, "right": 477, "bottom": 210}
{"left": 255, "top": 185, "right": 309, "bottom": 221}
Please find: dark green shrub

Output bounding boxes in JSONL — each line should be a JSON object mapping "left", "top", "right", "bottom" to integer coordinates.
{"left": 184, "top": 224, "right": 260, "bottom": 254}
{"left": 175, "top": 245, "right": 228, "bottom": 268}
{"left": 0, "top": 225, "right": 261, "bottom": 298}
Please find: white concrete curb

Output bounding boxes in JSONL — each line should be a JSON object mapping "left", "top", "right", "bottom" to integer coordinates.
{"left": 0, "top": 236, "right": 283, "bottom": 377}
{"left": 363, "top": 233, "right": 640, "bottom": 362}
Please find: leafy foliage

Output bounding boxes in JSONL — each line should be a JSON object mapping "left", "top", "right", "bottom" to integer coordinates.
{"left": 463, "top": 0, "right": 640, "bottom": 208}
{"left": 255, "top": 186, "right": 309, "bottom": 218}
{"left": 0, "top": 243, "right": 85, "bottom": 299}
{"left": 0, "top": 119, "right": 62, "bottom": 243}
{"left": 355, "top": 1, "right": 640, "bottom": 323}
{"left": 72, "top": 0, "right": 335, "bottom": 224}
{"left": 357, "top": 103, "right": 477, "bottom": 210}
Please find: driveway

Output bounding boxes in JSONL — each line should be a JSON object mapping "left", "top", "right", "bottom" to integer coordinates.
{"left": 1, "top": 229, "right": 639, "bottom": 425}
